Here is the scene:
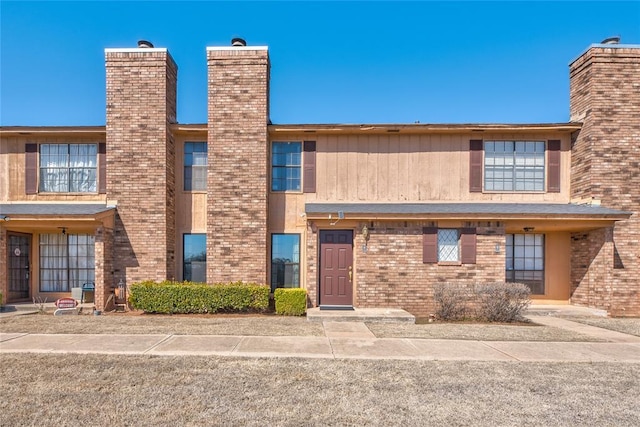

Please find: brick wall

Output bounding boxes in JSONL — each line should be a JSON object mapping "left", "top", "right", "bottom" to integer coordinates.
{"left": 570, "top": 45, "right": 640, "bottom": 316}
{"left": 94, "top": 226, "right": 114, "bottom": 309}
{"left": 105, "top": 47, "right": 177, "bottom": 306}
{"left": 306, "top": 221, "right": 505, "bottom": 316}
{"left": 206, "top": 47, "right": 269, "bottom": 284}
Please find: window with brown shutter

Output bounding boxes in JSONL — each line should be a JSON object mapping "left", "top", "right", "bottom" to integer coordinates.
{"left": 547, "top": 140, "right": 561, "bottom": 193}
{"left": 25, "top": 143, "right": 38, "bottom": 194}
{"left": 469, "top": 139, "right": 483, "bottom": 192}
{"left": 303, "top": 140, "right": 316, "bottom": 193}
{"left": 422, "top": 227, "right": 438, "bottom": 263}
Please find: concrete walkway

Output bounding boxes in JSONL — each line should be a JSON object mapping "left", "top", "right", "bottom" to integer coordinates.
{"left": 1, "top": 319, "right": 639, "bottom": 362}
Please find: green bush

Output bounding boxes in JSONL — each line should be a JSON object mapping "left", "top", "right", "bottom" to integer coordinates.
{"left": 128, "top": 280, "right": 270, "bottom": 314}
{"left": 274, "top": 288, "right": 307, "bottom": 316}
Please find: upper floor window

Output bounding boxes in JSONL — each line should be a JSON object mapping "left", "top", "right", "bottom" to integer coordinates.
{"left": 484, "top": 141, "right": 545, "bottom": 192}
{"left": 272, "top": 142, "right": 301, "bottom": 192}
{"left": 184, "top": 142, "right": 207, "bottom": 191}
{"left": 40, "top": 144, "right": 97, "bottom": 192}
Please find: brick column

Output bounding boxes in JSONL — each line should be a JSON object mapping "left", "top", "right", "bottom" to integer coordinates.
{"left": 206, "top": 44, "right": 270, "bottom": 284}
{"left": 94, "top": 226, "right": 114, "bottom": 311}
{"left": 105, "top": 44, "right": 178, "bottom": 287}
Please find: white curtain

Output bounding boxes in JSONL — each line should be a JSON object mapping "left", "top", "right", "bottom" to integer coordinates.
{"left": 40, "top": 234, "right": 68, "bottom": 291}
{"left": 40, "top": 144, "right": 97, "bottom": 192}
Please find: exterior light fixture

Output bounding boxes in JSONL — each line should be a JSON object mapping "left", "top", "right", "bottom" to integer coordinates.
{"left": 523, "top": 227, "right": 535, "bottom": 233}
{"left": 495, "top": 243, "right": 501, "bottom": 254}
{"left": 362, "top": 224, "right": 370, "bottom": 253}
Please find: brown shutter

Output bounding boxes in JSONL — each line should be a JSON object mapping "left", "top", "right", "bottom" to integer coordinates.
{"left": 98, "top": 143, "right": 107, "bottom": 194}
{"left": 303, "top": 141, "right": 316, "bottom": 193}
{"left": 423, "top": 227, "right": 438, "bottom": 263}
{"left": 25, "top": 143, "right": 38, "bottom": 194}
{"left": 547, "top": 140, "right": 561, "bottom": 193}
{"left": 469, "top": 139, "right": 483, "bottom": 192}
{"left": 460, "top": 228, "right": 477, "bottom": 264}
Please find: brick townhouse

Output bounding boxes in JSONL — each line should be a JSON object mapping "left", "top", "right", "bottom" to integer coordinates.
{"left": 1, "top": 38, "right": 638, "bottom": 316}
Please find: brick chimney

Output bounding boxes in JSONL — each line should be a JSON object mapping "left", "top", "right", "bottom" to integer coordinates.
{"left": 569, "top": 40, "right": 640, "bottom": 315}
{"left": 206, "top": 40, "right": 270, "bottom": 284}
{"left": 105, "top": 41, "right": 178, "bottom": 301}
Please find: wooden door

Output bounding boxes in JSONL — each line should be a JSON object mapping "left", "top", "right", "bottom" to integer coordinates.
{"left": 319, "top": 230, "right": 353, "bottom": 307}
{"left": 8, "top": 233, "right": 31, "bottom": 301}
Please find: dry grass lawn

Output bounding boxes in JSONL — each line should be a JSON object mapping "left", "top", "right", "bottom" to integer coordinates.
{"left": 0, "top": 312, "right": 617, "bottom": 342}
{"left": 366, "top": 322, "right": 604, "bottom": 341}
{"left": 0, "top": 354, "right": 638, "bottom": 426}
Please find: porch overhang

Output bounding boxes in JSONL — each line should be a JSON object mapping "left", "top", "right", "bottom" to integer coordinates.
{"left": 0, "top": 203, "right": 116, "bottom": 228}
{"left": 305, "top": 203, "right": 631, "bottom": 231}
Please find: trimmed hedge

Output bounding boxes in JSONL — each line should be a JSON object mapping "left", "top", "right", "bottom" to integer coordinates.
{"left": 433, "top": 282, "right": 531, "bottom": 322}
{"left": 128, "top": 280, "right": 270, "bottom": 314}
{"left": 274, "top": 288, "right": 307, "bottom": 316}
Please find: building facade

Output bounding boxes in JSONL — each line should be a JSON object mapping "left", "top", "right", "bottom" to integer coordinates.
{"left": 1, "top": 39, "right": 638, "bottom": 316}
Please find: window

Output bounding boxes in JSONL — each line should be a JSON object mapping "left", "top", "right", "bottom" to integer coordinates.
{"left": 184, "top": 142, "right": 207, "bottom": 191}
{"left": 40, "top": 144, "right": 98, "bottom": 192}
{"left": 271, "top": 234, "right": 300, "bottom": 292}
{"left": 506, "top": 234, "right": 544, "bottom": 294}
{"left": 484, "top": 141, "right": 545, "bottom": 191}
{"left": 40, "top": 234, "right": 95, "bottom": 292}
{"left": 423, "top": 228, "right": 476, "bottom": 264}
{"left": 183, "top": 234, "right": 206, "bottom": 283}
{"left": 272, "top": 142, "right": 301, "bottom": 191}
{"left": 438, "top": 229, "right": 459, "bottom": 262}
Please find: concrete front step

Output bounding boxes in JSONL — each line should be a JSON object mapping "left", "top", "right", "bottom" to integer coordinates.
{"left": 307, "top": 307, "right": 415, "bottom": 323}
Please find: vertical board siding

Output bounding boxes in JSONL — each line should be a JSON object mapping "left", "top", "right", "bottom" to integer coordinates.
{"left": 310, "top": 132, "right": 569, "bottom": 203}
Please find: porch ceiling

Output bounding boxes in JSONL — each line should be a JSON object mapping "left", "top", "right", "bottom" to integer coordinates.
{"left": 305, "top": 203, "right": 632, "bottom": 222}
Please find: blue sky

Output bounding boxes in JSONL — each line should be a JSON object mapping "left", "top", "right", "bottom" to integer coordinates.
{"left": 1, "top": 1, "right": 639, "bottom": 126}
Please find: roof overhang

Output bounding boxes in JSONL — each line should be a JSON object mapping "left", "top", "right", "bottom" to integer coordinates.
{"left": 305, "top": 203, "right": 631, "bottom": 222}
{"left": 0, "top": 204, "right": 116, "bottom": 224}
{"left": 270, "top": 123, "right": 582, "bottom": 135}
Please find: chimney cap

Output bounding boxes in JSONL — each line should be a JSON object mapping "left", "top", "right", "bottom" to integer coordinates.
{"left": 231, "top": 37, "right": 247, "bottom": 47}
{"left": 600, "top": 36, "right": 620, "bottom": 45}
{"left": 138, "top": 40, "right": 154, "bottom": 48}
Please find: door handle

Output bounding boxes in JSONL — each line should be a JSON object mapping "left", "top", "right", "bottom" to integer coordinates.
{"left": 348, "top": 266, "right": 353, "bottom": 282}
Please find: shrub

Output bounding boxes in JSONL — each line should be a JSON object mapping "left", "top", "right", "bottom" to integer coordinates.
{"left": 433, "top": 283, "right": 473, "bottom": 321}
{"left": 274, "top": 288, "right": 307, "bottom": 316}
{"left": 476, "top": 282, "right": 531, "bottom": 322}
{"left": 128, "top": 280, "right": 270, "bottom": 314}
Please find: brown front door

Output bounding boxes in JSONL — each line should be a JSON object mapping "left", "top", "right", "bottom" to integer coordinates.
{"left": 8, "top": 233, "right": 31, "bottom": 301}
{"left": 319, "top": 230, "right": 353, "bottom": 307}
